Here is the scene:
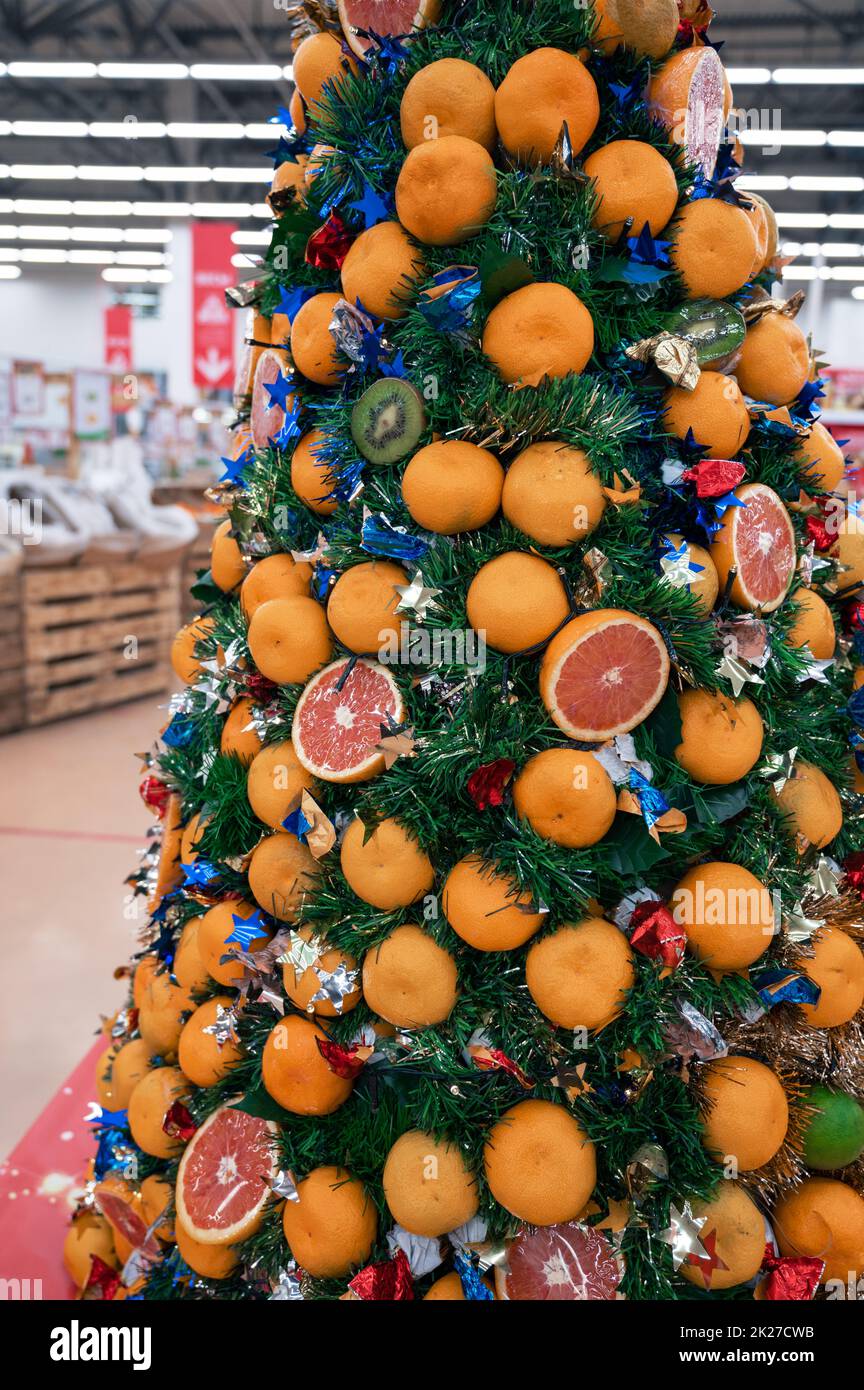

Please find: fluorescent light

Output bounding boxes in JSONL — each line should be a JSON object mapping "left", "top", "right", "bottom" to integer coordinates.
{"left": 852, "top": 287, "right": 864, "bottom": 300}
{"left": 88, "top": 122, "right": 168, "bottom": 139}
{"left": 791, "top": 175, "right": 864, "bottom": 193}
{"left": 12, "top": 121, "right": 88, "bottom": 137}
{"left": 124, "top": 228, "right": 172, "bottom": 243}
{"left": 821, "top": 243, "right": 863, "bottom": 258}
{"left": 828, "top": 131, "right": 864, "bottom": 147}
{"left": 726, "top": 67, "right": 771, "bottom": 84}
{"left": 211, "top": 168, "right": 272, "bottom": 183}
{"left": 232, "top": 230, "right": 270, "bottom": 245}
{"left": 825, "top": 265, "right": 864, "bottom": 281}
{"left": 251, "top": 203, "right": 271, "bottom": 219}
{"left": 130, "top": 201, "right": 190, "bottom": 217}
{"left": 231, "top": 252, "right": 258, "bottom": 267}
{"left": 8, "top": 164, "right": 77, "bottom": 179}
{"left": 830, "top": 213, "right": 864, "bottom": 229}
{"left": 67, "top": 249, "right": 114, "bottom": 264}
{"left": 96, "top": 62, "right": 188, "bottom": 79}
{"left": 103, "top": 267, "right": 149, "bottom": 282}
{"left": 19, "top": 247, "right": 67, "bottom": 262}
{"left": 0, "top": 124, "right": 8, "bottom": 136}
{"left": 72, "top": 200, "right": 134, "bottom": 215}
{"left": 114, "top": 249, "right": 167, "bottom": 265}
{"left": 0, "top": 266, "right": 21, "bottom": 279}
{"left": 776, "top": 212, "right": 829, "bottom": 228}
{"left": 739, "top": 129, "right": 826, "bottom": 147}
{"left": 189, "top": 64, "right": 283, "bottom": 81}
{"left": 245, "top": 123, "right": 284, "bottom": 139}
{"left": 0, "top": 248, "right": 20, "bottom": 260}
{"left": 18, "top": 224, "right": 72, "bottom": 240}
{"left": 144, "top": 166, "right": 211, "bottom": 181}
{"left": 7, "top": 61, "right": 97, "bottom": 77}
{"left": 736, "top": 175, "right": 789, "bottom": 191}
{"left": 76, "top": 165, "right": 146, "bottom": 181}
{"left": 148, "top": 270, "right": 173, "bottom": 283}
{"left": 782, "top": 266, "right": 819, "bottom": 280}
{"left": 0, "top": 225, "right": 14, "bottom": 238}
{"left": 773, "top": 68, "right": 864, "bottom": 84}
{"left": 167, "top": 122, "right": 245, "bottom": 139}
{"left": 191, "top": 201, "right": 253, "bottom": 217}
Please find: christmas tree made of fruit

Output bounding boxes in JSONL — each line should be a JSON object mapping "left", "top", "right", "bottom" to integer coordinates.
{"left": 71, "top": 0, "right": 864, "bottom": 1303}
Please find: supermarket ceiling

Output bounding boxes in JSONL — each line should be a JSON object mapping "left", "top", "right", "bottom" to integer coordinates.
{"left": 0, "top": 0, "right": 862, "bottom": 283}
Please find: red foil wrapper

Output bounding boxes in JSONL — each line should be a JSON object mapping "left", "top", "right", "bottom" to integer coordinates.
{"left": 805, "top": 515, "right": 834, "bottom": 552}
{"left": 84, "top": 1254, "right": 122, "bottom": 1301}
{"left": 348, "top": 1247, "right": 414, "bottom": 1301}
{"left": 471, "top": 1046, "right": 533, "bottom": 1089}
{"left": 139, "top": 775, "right": 170, "bottom": 818}
{"left": 316, "top": 1037, "right": 367, "bottom": 1081}
{"left": 466, "top": 758, "right": 516, "bottom": 811}
{"left": 629, "top": 900, "right": 686, "bottom": 968}
{"left": 305, "top": 212, "right": 354, "bottom": 271}
{"left": 680, "top": 458, "right": 747, "bottom": 498}
{"left": 759, "top": 1244, "right": 823, "bottom": 1300}
{"left": 844, "top": 851, "right": 864, "bottom": 893}
{"left": 844, "top": 599, "right": 864, "bottom": 633}
{"left": 161, "top": 1100, "right": 197, "bottom": 1143}
{"left": 246, "top": 673, "right": 278, "bottom": 704}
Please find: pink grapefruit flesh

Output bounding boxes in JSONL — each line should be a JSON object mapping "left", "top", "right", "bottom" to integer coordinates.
{"left": 496, "top": 1222, "right": 622, "bottom": 1301}
{"left": 711, "top": 483, "right": 796, "bottom": 614}
{"left": 251, "top": 348, "right": 291, "bottom": 453}
{"left": 337, "top": 0, "right": 440, "bottom": 58}
{"left": 541, "top": 611, "right": 670, "bottom": 740}
{"left": 175, "top": 1106, "right": 278, "bottom": 1246}
{"left": 94, "top": 1186, "right": 161, "bottom": 1261}
{"left": 291, "top": 657, "right": 404, "bottom": 783}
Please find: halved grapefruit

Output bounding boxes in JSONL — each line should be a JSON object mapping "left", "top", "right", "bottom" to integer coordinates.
{"left": 709, "top": 483, "right": 796, "bottom": 613}
{"left": 337, "top": 1, "right": 441, "bottom": 59}
{"left": 251, "top": 347, "right": 295, "bottom": 453}
{"left": 648, "top": 44, "right": 728, "bottom": 178}
{"left": 292, "top": 657, "right": 404, "bottom": 783}
{"left": 175, "top": 1106, "right": 279, "bottom": 1247}
{"left": 540, "top": 608, "right": 670, "bottom": 741}
{"left": 496, "top": 1222, "right": 622, "bottom": 1301}
{"left": 93, "top": 1177, "right": 161, "bottom": 1263}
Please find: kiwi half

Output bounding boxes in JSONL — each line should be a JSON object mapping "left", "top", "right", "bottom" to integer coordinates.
{"left": 664, "top": 298, "right": 747, "bottom": 372}
{"left": 350, "top": 378, "right": 427, "bottom": 465}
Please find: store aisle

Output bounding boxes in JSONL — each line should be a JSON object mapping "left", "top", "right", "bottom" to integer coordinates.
{"left": 0, "top": 697, "right": 166, "bottom": 1156}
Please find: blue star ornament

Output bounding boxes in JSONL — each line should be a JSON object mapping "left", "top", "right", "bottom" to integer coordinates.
{"left": 226, "top": 909, "right": 269, "bottom": 949}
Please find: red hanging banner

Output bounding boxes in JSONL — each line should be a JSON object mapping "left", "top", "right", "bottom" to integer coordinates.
{"left": 191, "top": 221, "right": 237, "bottom": 392}
{"left": 104, "top": 303, "right": 132, "bottom": 373}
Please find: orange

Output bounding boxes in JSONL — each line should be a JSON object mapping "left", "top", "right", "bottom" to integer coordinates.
{"left": 173, "top": 917, "right": 210, "bottom": 992}
{"left": 240, "top": 553, "right": 312, "bottom": 618}
{"left": 292, "top": 30, "right": 356, "bottom": 107}
{"left": 178, "top": 995, "right": 243, "bottom": 1087}
{"left": 197, "top": 899, "right": 271, "bottom": 988}
{"left": 670, "top": 199, "right": 757, "bottom": 300}
{"left": 674, "top": 689, "right": 764, "bottom": 784}
{"left": 400, "top": 57, "right": 496, "bottom": 151}
{"left": 267, "top": 156, "right": 308, "bottom": 214}
{"left": 495, "top": 48, "right": 599, "bottom": 162}
{"left": 247, "top": 739, "right": 317, "bottom": 830}
{"left": 595, "top": 0, "right": 679, "bottom": 59}
{"left": 247, "top": 595, "right": 333, "bottom": 685}
{"left": 175, "top": 1217, "right": 238, "bottom": 1280}
{"left": 659, "top": 533, "right": 719, "bottom": 616}
{"left": 133, "top": 953, "right": 158, "bottom": 1009}
{"left": 482, "top": 282, "right": 594, "bottom": 386}
{"left": 95, "top": 1042, "right": 118, "bottom": 1108}
{"left": 513, "top": 747, "right": 616, "bottom": 848}
{"left": 340, "top": 816, "right": 434, "bottom": 909}
{"left": 593, "top": 0, "right": 622, "bottom": 52}
{"left": 442, "top": 855, "right": 544, "bottom": 951}
{"left": 282, "top": 925, "right": 361, "bottom": 1017}
{"left": 211, "top": 518, "right": 246, "bottom": 592}
{"left": 179, "top": 810, "right": 207, "bottom": 866}
{"left": 326, "top": 559, "right": 407, "bottom": 654}
{"left": 282, "top": 1166, "right": 377, "bottom": 1277}
{"left": 701, "top": 1056, "right": 789, "bottom": 1171}
{"left": 291, "top": 429, "right": 338, "bottom": 516}
{"left": 247, "top": 830, "right": 321, "bottom": 922}
{"left": 502, "top": 440, "right": 606, "bottom": 546}
{"left": 663, "top": 370, "right": 750, "bottom": 457}
{"left": 269, "top": 309, "right": 291, "bottom": 346}
{"left": 402, "top": 440, "right": 504, "bottom": 534}
{"left": 749, "top": 192, "right": 778, "bottom": 270}
{"left": 787, "top": 588, "right": 836, "bottom": 660}
{"left": 797, "top": 422, "right": 846, "bottom": 492}
{"left": 63, "top": 1212, "right": 118, "bottom": 1288}
{"left": 466, "top": 551, "right": 569, "bottom": 653}
{"left": 772, "top": 761, "right": 842, "bottom": 849}
{"left": 290, "top": 292, "right": 346, "bottom": 386}
{"left": 484, "top": 1099, "right": 596, "bottom": 1226}
{"left": 127, "top": 1065, "right": 188, "bottom": 1159}
{"left": 832, "top": 516, "right": 864, "bottom": 590}
{"left": 150, "top": 791, "right": 184, "bottom": 906}
{"left": 140, "top": 1174, "right": 174, "bottom": 1242}
{"left": 261, "top": 1014, "right": 354, "bottom": 1114}
{"left": 710, "top": 482, "right": 796, "bottom": 614}
{"left": 383, "top": 1130, "right": 478, "bottom": 1237}
{"left": 584, "top": 139, "right": 678, "bottom": 241}
{"left": 171, "top": 614, "right": 216, "bottom": 685}
{"left": 525, "top": 918, "right": 635, "bottom": 1030}
{"left": 649, "top": 45, "right": 729, "bottom": 174}
{"left": 679, "top": 1182, "right": 767, "bottom": 1290}
{"left": 797, "top": 926, "right": 864, "bottom": 1029}
{"left": 744, "top": 198, "right": 769, "bottom": 277}
{"left": 773, "top": 1178, "right": 864, "bottom": 1284}
{"left": 220, "top": 698, "right": 263, "bottom": 764}
{"left": 736, "top": 314, "right": 810, "bottom": 407}
{"left": 424, "top": 1272, "right": 470, "bottom": 1299}
{"left": 289, "top": 89, "right": 305, "bottom": 133}
{"left": 671, "top": 861, "right": 775, "bottom": 973}
{"left": 137, "top": 968, "right": 195, "bottom": 1058}
{"left": 362, "top": 924, "right": 458, "bottom": 1029}
{"left": 101, "top": 1038, "right": 154, "bottom": 1109}
{"left": 395, "top": 134, "right": 497, "bottom": 246}
{"left": 340, "top": 220, "right": 425, "bottom": 320}
{"left": 539, "top": 608, "right": 670, "bottom": 741}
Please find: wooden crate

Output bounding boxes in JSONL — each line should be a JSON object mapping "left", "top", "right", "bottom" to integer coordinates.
{"left": 22, "top": 562, "right": 180, "bottom": 726}
{"left": 0, "top": 568, "right": 25, "bottom": 734}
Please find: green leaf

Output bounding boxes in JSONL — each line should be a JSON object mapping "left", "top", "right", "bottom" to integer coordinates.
{"left": 603, "top": 814, "right": 672, "bottom": 874}
{"left": 644, "top": 685, "right": 683, "bottom": 758}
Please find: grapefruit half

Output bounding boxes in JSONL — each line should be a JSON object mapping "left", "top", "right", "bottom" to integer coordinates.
{"left": 93, "top": 1179, "right": 161, "bottom": 1263}
{"left": 337, "top": 1, "right": 441, "bottom": 59}
{"left": 251, "top": 347, "right": 294, "bottom": 453}
{"left": 292, "top": 657, "right": 404, "bottom": 783}
{"left": 540, "top": 608, "right": 670, "bottom": 740}
{"left": 496, "top": 1223, "right": 621, "bottom": 1301}
{"left": 648, "top": 45, "right": 726, "bottom": 178}
{"left": 710, "top": 483, "right": 796, "bottom": 613}
{"left": 175, "top": 1106, "right": 279, "bottom": 1247}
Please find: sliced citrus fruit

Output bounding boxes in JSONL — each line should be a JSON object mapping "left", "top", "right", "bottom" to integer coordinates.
{"left": 709, "top": 482, "right": 796, "bottom": 613}
{"left": 292, "top": 657, "right": 404, "bottom": 783}
{"left": 540, "top": 608, "right": 670, "bottom": 740}
{"left": 251, "top": 347, "right": 294, "bottom": 453}
{"left": 175, "top": 1105, "right": 278, "bottom": 1247}
{"left": 337, "top": 1, "right": 441, "bottom": 59}
{"left": 93, "top": 1179, "right": 161, "bottom": 1262}
{"left": 496, "top": 1223, "right": 622, "bottom": 1301}
{"left": 648, "top": 44, "right": 726, "bottom": 178}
